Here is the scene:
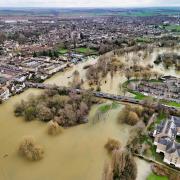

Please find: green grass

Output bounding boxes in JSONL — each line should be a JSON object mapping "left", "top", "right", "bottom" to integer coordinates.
{"left": 128, "top": 90, "right": 147, "bottom": 100}
{"left": 161, "top": 100, "right": 180, "bottom": 108}
{"left": 147, "top": 173, "right": 168, "bottom": 180}
{"left": 59, "top": 48, "right": 68, "bottom": 54}
{"left": 148, "top": 112, "right": 166, "bottom": 133}
{"left": 164, "top": 25, "right": 180, "bottom": 32}
{"left": 75, "top": 47, "right": 97, "bottom": 54}
{"left": 98, "top": 102, "right": 119, "bottom": 113}
{"left": 58, "top": 47, "right": 97, "bottom": 55}
{"left": 156, "top": 113, "right": 167, "bottom": 124}
{"left": 136, "top": 37, "right": 152, "bottom": 43}
{"left": 123, "top": 79, "right": 180, "bottom": 107}
{"left": 122, "top": 79, "right": 149, "bottom": 100}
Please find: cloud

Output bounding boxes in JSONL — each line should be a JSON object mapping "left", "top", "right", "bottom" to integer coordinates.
{"left": 0, "top": 0, "right": 180, "bottom": 7}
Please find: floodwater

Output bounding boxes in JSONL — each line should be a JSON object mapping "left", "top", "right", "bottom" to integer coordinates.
{"left": 0, "top": 89, "right": 151, "bottom": 180}
{"left": 2, "top": 47, "right": 178, "bottom": 180}
{"left": 45, "top": 47, "right": 180, "bottom": 97}
{"left": 44, "top": 56, "right": 132, "bottom": 96}
{"left": 144, "top": 47, "right": 180, "bottom": 78}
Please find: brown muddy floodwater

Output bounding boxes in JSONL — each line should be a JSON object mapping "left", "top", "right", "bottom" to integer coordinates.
{"left": 0, "top": 90, "right": 151, "bottom": 180}
{"left": 1, "top": 55, "right": 166, "bottom": 180}
{"left": 44, "top": 56, "right": 132, "bottom": 96}
{"left": 45, "top": 47, "right": 180, "bottom": 97}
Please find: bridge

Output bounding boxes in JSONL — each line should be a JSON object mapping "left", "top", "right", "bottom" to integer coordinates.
{"left": 25, "top": 82, "right": 178, "bottom": 113}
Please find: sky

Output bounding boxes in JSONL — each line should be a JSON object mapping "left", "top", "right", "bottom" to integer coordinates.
{"left": 0, "top": 0, "right": 180, "bottom": 8}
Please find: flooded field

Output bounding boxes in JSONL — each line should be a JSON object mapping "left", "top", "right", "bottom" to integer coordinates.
{"left": 45, "top": 47, "right": 180, "bottom": 96}
{"left": 0, "top": 89, "right": 149, "bottom": 180}
{"left": 1, "top": 47, "right": 179, "bottom": 180}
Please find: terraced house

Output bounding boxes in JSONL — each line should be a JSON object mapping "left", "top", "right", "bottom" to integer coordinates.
{"left": 153, "top": 116, "right": 180, "bottom": 168}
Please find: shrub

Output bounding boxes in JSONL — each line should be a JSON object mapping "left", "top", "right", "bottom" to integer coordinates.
{"left": 36, "top": 105, "right": 53, "bottom": 122}
{"left": 127, "top": 111, "right": 139, "bottom": 126}
{"left": 47, "top": 120, "right": 63, "bottom": 135}
{"left": 104, "top": 138, "right": 121, "bottom": 153}
{"left": 118, "top": 105, "right": 140, "bottom": 126}
{"left": 24, "top": 106, "right": 36, "bottom": 121}
{"left": 19, "top": 136, "right": 44, "bottom": 161}
{"left": 14, "top": 101, "right": 25, "bottom": 116}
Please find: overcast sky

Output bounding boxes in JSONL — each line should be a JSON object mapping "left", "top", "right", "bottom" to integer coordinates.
{"left": 0, "top": 0, "right": 180, "bottom": 8}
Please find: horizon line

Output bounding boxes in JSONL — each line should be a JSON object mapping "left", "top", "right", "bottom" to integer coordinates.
{"left": 0, "top": 6, "right": 180, "bottom": 9}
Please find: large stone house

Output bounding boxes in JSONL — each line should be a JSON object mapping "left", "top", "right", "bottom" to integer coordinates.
{"left": 153, "top": 116, "right": 180, "bottom": 168}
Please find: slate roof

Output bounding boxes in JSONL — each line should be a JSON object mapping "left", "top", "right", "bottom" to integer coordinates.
{"left": 172, "top": 116, "right": 180, "bottom": 128}
{"left": 155, "top": 116, "right": 180, "bottom": 157}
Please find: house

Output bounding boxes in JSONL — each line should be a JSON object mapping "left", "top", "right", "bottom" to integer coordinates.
{"left": 153, "top": 116, "right": 180, "bottom": 168}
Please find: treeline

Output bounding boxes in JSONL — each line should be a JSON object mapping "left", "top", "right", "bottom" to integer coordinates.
{"left": 154, "top": 53, "right": 180, "bottom": 70}
{"left": 86, "top": 55, "right": 124, "bottom": 86}
{"left": 14, "top": 89, "right": 101, "bottom": 127}
{"left": 33, "top": 49, "right": 59, "bottom": 58}
{"left": 86, "top": 52, "right": 161, "bottom": 88}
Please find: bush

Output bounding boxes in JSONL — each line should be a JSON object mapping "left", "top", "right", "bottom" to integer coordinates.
{"left": 127, "top": 111, "right": 139, "bottom": 126}
{"left": 104, "top": 138, "right": 121, "bottom": 153}
{"left": 47, "top": 120, "right": 63, "bottom": 135}
{"left": 118, "top": 105, "right": 140, "bottom": 126}
{"left": 24, "top": 106, "right": 36, "bottom": 121}
{"left": 14, "top": 101, "right": 25, "bottom": 116}
{"left": 14, "top": 90, "right": 100, "bottom": 127}
{"left": 19, "top": 136, "right": 44, "bottom": 161}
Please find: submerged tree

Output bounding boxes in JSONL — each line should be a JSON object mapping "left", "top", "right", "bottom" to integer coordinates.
{"left": 102, "top": 149, "right": 137, "bottom": 180}
{"left": 47, "top": 120, "right": 63, "bottom": 135}
{"left": 19, "top": 136, "right": 44, "bottom": 161}
{"left": 104, "top": 138, "right": 121, "bottom": 153}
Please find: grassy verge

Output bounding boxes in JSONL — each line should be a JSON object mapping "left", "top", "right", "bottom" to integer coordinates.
{"left": 156, "top": 113, "right": 167, "bottom": 124}
{"left": 129, "top": 90, "right": 147, "bottom": 100}
{"left": 146, "top": 173, "right": 168, "bottom": 180}
{"left": 58, "top": 47, "right": 98, "bottom": 55}
{"left": 75, "top": 47, "right": 97, "bottom": 54}
{"left": 164, "top": 25, "right": 180, "bottom": 32}
{"left": 59, "top": 48, "right": 68, "bottom": 54}
{"left": 161, "top": 100, "right": 180, "bottom": 108}
{"left": 148, "top": 112, "right": 166, "bottom": 131}
{"left": 136, "top": 37, "right": 152, "bottom": 43}
{"left": 123, "top": 79, "right": 180, "bottom": 107}
{"left": 122, "top": 79, "right": 149, "bottom": 100}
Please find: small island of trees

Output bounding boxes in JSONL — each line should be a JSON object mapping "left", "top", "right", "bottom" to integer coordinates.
{"left": 14, "top": 89, "right": 101, "bottom": 127}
